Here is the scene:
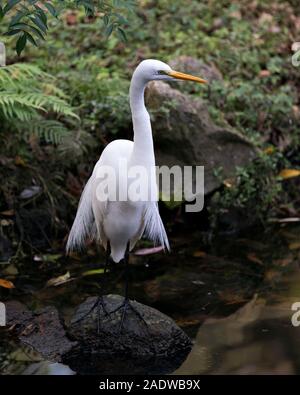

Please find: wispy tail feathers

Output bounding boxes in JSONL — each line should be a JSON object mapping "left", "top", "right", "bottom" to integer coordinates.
{"left": 66, "top": 177, "right": 95, "bottom": 253}
{"left": 143, "top": 203, "right": 170, "bottom": 251}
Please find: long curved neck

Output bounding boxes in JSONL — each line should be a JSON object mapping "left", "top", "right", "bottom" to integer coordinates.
{"left": 129, "top": 75, "right": 155, "bottom": 166}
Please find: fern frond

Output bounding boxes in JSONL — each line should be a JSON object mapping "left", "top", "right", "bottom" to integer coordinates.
{"left": 0, "top": 92, "right": 78, "bottom": 120}
{"left": 0, "top": 63, "right": 51, "bottom": 87}
{"left": 25, "top": 119, "right": 71, "bottom": 145}
{"left": 0, "top": 62, "right": 80, "bottom": 147}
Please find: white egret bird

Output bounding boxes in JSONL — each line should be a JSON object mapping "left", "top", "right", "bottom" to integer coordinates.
{"left": 66, "top": 59, "right": 206, "bottom": 326}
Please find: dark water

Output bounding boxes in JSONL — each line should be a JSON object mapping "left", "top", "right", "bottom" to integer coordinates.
{"left": 1, "top": 224, "right": 300, "bottom": 375}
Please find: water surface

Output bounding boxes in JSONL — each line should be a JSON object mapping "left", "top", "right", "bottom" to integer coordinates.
{"left": 1, "top": 224, "right": 300, "bottom": 374}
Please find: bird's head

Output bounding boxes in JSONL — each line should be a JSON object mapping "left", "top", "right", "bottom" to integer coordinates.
{"left": 133, "top": 59, "right": 207, "bottom": 85}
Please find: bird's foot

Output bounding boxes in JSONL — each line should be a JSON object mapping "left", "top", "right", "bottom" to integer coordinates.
{"left": 109, "top": 298, "right": 149, "bottom": 335}
{"left": 110, "top": 298, "right": 156, "bottom": 353}
{"left": 74, "top": 295, "right": 110, "bottom": 334}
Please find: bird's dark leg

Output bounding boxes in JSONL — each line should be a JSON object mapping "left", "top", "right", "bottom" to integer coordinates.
{"left": 73, "top": 241, "right": 111, "bottom": 330}
{"left": 124, "top": 241, "right": 130, "bottom": 299}
{"left": 118, "top": 242, "right": 130, "bottom": 331}
{"left": 108, "top": 243, "right": 152, "bottom": 340}
{"left": 96, "top": 241, "right": 111, "bottom": 332}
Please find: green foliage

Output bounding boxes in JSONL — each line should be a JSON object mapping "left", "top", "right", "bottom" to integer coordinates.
{"left": 64, "top": 68, "right": 131, "bottom": 135}
{"left": 210, "top": 150, "right": 286, "bottom": 227}
{"left": 0, "top": 63, "right": 78, "bottom": 144}
{"left": 0, "top": 0, "right": 136, "bottom": 55}
{"left": 207, "top": 80, "right": 297, "bottom": 145}
{"left": 0, "top": 0, "right": 299, "bottom": 250}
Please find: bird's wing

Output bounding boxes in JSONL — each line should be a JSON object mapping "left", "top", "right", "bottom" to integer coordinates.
{"left": 66, "top": 175, "right": 97, "bottom": 253}
{"left": 130, "top": 202, "right": 170, "bottom": 251}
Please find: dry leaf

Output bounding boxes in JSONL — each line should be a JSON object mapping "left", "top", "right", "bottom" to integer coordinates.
{"left": 65, "top": 12, "right": 78, "bottom": 26}
{"left": 134, "top": 246, "right": 164, "bottom": 256}
{"left": 0, "top": 278, "right": 15, "bottom": 289}
{"left": 175, "top": 318, "right": 202, "bottom": 327}
{"left": 273, "top": 257, "right": 293, "bottom": 267}
{"left": 278, "top": 169, "right": 300, "bottom": 180}
{"left": 263, "top": 146, "right": 275, "bottom": 155}
{"left": 291, "top": 42, "right": 300, "bottom": 52}
{"left": 265, "top": 270, "right": 280, "bottom": 281}
{"left": 46, "top": 271, "right": 71, "bottom": 287}
{"left": 0, "top": 219, "right": 13, "bottom": 226}
{"left": 223, "top": 178, "right": 234, "bottom": 188}
{"left": 276, "top": 218, "right": 300, "bottom": 223}
{"left": 259, "top": 70, "right": 271, "bottom": 78}
{"left": 0, "top": 209, "right": 15, "bottom": 216}
{"left": 292, "top": 105, "right": 300, "bottom": 119}
{"left": 247, "top": 253, "right": 264, "bottom": 265}
{"left": 259, "top": 12, "right": 273, "bottom": 25}
{"left": 288, "top": 242, "right": 300, "bottom": 251}
{"left": 34, "top": 254, "right": 62, "bottom": 263}
{"left": 193, "top": 251, "right": 207, "bottom": 258}
{"left": 14, "top": 156, "right": 26, "bottom": 167}
{"left": 218, "top": 291, "right": 247, "bottom": 305}
{"left": 229, "top": 10, "right": 242, "bottom": 19}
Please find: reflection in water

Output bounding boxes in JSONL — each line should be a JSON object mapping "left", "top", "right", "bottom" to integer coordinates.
{"left": 176, "top": 271, "right": 300, "bottom": 374}
{"left": 1, "top": 225, "right": 300, "bottom": 374}
{"left": 22, "top": 362, "right": 75, "bottom": 375}
{"left": 64, "top": 349, "right": 190, "bottom": 375}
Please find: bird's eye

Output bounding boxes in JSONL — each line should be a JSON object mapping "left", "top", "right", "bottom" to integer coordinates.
{"left": 157, "top": 70, "right": 166, "bottom": 75}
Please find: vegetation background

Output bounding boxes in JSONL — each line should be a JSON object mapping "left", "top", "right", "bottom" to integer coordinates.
{"left": 0, "top": 0, "right": 300, "bottom": 259}
{"left": 1, "top": 0, "right": 300, "bottom": 376}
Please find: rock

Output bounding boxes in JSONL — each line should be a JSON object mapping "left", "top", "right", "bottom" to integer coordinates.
{"left": 68, "top": 295, "right": 191, "bottom": 356}
{"left": 22, "top": 361, "right": 76, "bottom": 375}
{"left": 66, "top": 295, "right": 192, "bottom": 374}
{"left": 146, "top": 81, "right": 257, "bottom": 196}
{"left": 6, "top": 301, "right": 77, "bottom": 362}
{"left": 0, "top": 233, "right": 13, "bottom": 261}
{"left": 4, "top": 297, "right": 192, "bottom": 375}
{"left": 19, "top": 186, "right": 42, "bottom": 200}
{"left": 169, "top": 56, "right": 223, "bottom": 85}
{"left": 18, "top": 208, "right": 52, "bottom": 249}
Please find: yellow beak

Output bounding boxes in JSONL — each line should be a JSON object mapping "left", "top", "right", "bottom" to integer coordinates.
{"left": 166, "top": 70, "right": 207, "bottom": 84}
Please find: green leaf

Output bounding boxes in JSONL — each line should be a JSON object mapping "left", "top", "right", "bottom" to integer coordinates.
{"left": 44, "top": 2, "right": 58, "bottom": 18}
{"left": 82, "top": 268, "right": 106, "bottom": 276}
{"left": 30, "top": 15, "right": 48, "bottom": 33}
{"left": 24, "top": 31, "right": 37, "bottom": 46}
{"left": 4, "top": 28, "right": 21, "bottom": 36}
{"left": 3, "top": 0, "right": 21, "bottom": 15}
{"left": 16, "top": 33, "right": 26, "bottom": 56}
{"left": 9, "top": 22, "right": 45, "bottom": 40}
{"left": 9, "top": 8, "right": 28, "bottom": 25}
{"left": 22, "top": 23, "right": 45, "bottom": 40}
{"left": 116, "top": 27, "right": 126, "bottom": 41}
{"left": 28, "top": 24, "right": 45, "bottom": 40}
{"left": 35, "top": 8, "right": 47, "bottom": 25}
{"left": 77, "top": 0, "right": 95, "bottom": 15}
{"left": 9, "top": 22, "right": 31, "bottom": 30}
{"left": 103, "top": 14, "right": 109, "bottom": 26}
{"left": 41, "top": 254, "right": 62, "bottom": 263}
{"left": 105, "top": 23, "right": 113, "bottom": 37}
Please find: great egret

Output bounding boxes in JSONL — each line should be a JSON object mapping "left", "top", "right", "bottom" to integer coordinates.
{"left": 66, "top": 59, "right": 206, "bottom": 328}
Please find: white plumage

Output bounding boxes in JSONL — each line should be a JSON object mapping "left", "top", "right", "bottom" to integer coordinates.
{"left": 66, "top": 59, "right": 206, "bottom": 262}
